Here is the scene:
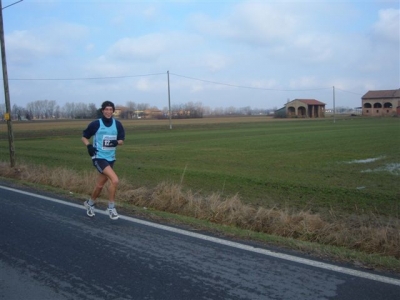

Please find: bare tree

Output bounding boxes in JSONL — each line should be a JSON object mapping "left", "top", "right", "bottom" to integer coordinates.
{"left": 87, "top": 103, "right": 98, "bottom": 118}
{"left": 26, "top": 101, "right": 42, "bottom": 119}
{"left": 0, "top": 103, "right": 5, "bottom": 119}
{"left": 74, "top": 103, "right": 89, "bottom": 119}
{"left": 12, "top": 104, "right": 26, "bottom": 120}
{"left": 121, "top": 101, "right": 136, "bottom": 119}
{"left": 44, "top": 100, "right": 56, "bottom": 118}
{"left": 212, "top": 107, "right": 225, "bottom": 116}
{"left": 184, "top": 101, "right": 203, "bottom": 118}
{"left": 224, "top": 106, "right": 237, "bottom": 115}
{"left": 54, "top": 105, "right": 61, "bottom": 119}
{"left": 62, "top": 102, "right": 76, "bottom": 119}
{"left": 240, "top": 106, "right": 252, "bottom": 116}
{"left": 136, "top": 103, "right": 150, "bottom": 118}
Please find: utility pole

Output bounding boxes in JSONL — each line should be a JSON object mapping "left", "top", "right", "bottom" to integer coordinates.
{"left": 0, "top": 0, "right": 16, "bottom": 167}
{"left": 333, "top": 86, "right": 336, "bottom": 123}
{"left": 167, "top": 70, "right": 172, "bottom": 130}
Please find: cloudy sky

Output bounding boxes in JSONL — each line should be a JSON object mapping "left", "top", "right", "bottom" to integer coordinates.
{"left": 2, "top": 0, "right": 399, "bottom": 110}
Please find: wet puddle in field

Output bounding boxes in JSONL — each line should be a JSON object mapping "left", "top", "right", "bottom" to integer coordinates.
{"left": 344, "top": 156, "right": 400, "bottom": 175}
{"left": 346, "top": 156, "right": 384, "bottom": 164}
{"left": 361, "top": 163, "right": 400, "bottom": 175}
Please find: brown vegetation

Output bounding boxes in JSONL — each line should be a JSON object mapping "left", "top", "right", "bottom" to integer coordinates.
{"left": 1, "top": 161, "right": 399, "bottom": 264}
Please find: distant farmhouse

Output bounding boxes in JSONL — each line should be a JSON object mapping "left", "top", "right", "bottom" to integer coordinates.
{"left": 114, "top": 106, "right": 162, "bottom": 119}
{"left": 114, "top": 106, "right": 125, "bottom": 118}
{"left": 362, "top": 89, "right": 400, "bottom": 117}
{"left": 275, "top": 99, "right": 326, "bottom": 118}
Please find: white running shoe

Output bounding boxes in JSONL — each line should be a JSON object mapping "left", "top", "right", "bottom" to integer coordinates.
{"left": 107, "top": 208, "right": 119, "bottom": 220}
{"left": 84, "top": 200, "right": 95, "bottom": 217}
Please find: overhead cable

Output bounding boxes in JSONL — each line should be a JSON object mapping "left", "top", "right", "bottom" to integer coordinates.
{"left": 8, "top": 72, "right": 166, "bottom": 81}
{"left": 170, "top": 72, "right": 331, "bottom": 92}
{"left": 335, "top": 87, "right": 363, "bottom": 95}
{"left": 7, "top": 71, "right": 358, "bottom": 94}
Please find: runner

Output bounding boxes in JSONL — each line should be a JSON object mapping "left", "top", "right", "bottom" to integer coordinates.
{"left": 81, "top": 101, "right": 125, "bottom": 220}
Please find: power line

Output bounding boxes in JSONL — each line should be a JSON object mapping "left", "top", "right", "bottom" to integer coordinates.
{"left": 6, "top": 70, "right": 359, "bottom": 95}
{"left": 335, "top": 87, "right": 363, "bottom": 95}
{"left": 8, "top": 72, "right": 166, "bottom": 81}
{"left": 170, "top": 72, "right": 331, "bottom": 92}
{"left": 2, "top": 0, "right": 23, "bottom": 10}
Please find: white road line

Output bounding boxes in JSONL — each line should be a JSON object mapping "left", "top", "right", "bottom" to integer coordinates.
{"left": 1, "top": 184, "right": 399, "bottom": 287}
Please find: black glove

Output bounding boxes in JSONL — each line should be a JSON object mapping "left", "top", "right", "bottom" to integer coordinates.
{"left": 87, "top": 144, "right": 97, "bottom": 156}
{"left": 109, "top": 140, "right": 118, "bottom": 147}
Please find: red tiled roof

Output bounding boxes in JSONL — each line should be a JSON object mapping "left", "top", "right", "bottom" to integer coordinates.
{"left": 294, "top": 99, "right": 326, "bottom": 105}
{"left": 362, "top": 89, "right": 400, "bottom": 99}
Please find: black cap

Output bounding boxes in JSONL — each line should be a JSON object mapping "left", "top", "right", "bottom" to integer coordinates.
{"left": 101, "top": 101, "right": 115, "bottom": 112}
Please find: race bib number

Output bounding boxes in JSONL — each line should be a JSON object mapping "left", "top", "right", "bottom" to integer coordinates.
{"left": 102, "top": 135, "right": 117, "bottom": 150}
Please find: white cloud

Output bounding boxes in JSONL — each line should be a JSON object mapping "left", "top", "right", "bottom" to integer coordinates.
{"left": 289, "top": 76, "right": 319, "bottom": 89}
{"left": 4, "top": 1, "right": 399, "bottom": 109}
{"left": 191, "top": 2, "right": 298, "bottom": 46}
{"left": 107, "top": 32, "right": 201, "bottom": 62}
{"left": 7, "top": 22, "right": 90, "bottom": 64}
{"left": 7, "top": 30, "right": 55, "bottom": 64}
{"left": 247, "top": 79, "right": 279, "bottom": 89}
{"left": 84, "top": 56, "right": 131, "bottom": 77}
{"left": 103, "top": 2, "right": 162, "bottom": 26}
{"left": 189, "top": 1, "right": 339, "bottom": 68}
{"left": 372, "top": 8, "right": 400, "bottom": 43}
{"left": 292, "top": 33, "right": 334, "bottom": 63}
{"left": 230, "top": 2, "right": 298, "bottom": 43}
{"left": 189, "top": 82, "right": 205, "bottom": 93}
{"left": 142, "top": 5, "right": 160, "bottom": 18}
{"left": 202, "top": 53, "right": 231, "bottom": 72}
{"left": 108, "top": 34, "right": 167, "bottom": 61}
{"left": 85, "top": 43, "right": 95, "bottom": 52}
{"left": 135, "top": 78, "right": 152, "bottom": 91}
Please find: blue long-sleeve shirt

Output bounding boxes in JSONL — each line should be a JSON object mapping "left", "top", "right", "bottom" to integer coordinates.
{"left": 82, "top": 116, "right": 125, "bottom": 141}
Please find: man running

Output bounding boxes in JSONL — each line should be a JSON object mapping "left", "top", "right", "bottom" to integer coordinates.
{"left": 81, "top": 101, "right": 125, "bottom": 220}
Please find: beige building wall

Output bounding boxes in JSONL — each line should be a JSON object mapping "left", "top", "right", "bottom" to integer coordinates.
{"left": 286, "top": 100, "right": 325, "bottom": 118}
{"left": 362, "top": 99, "right": 400, "bottom": 117}
{"left": 361, "top": 89, "right": 400, "bottom": 117}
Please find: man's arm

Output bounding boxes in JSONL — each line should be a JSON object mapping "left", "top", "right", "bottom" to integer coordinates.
{"left": 81, "top": 136, "right": 90, "bottom": 146}
{"left": 82, "top": 120, "right": 100, "bottom": 156}
{"left": 116, "top": 120, "right": 125, "bottom": 146}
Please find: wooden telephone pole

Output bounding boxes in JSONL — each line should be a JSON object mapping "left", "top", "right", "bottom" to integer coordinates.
{"left": 0, "top": 0, "right": 16, "bottom": 167}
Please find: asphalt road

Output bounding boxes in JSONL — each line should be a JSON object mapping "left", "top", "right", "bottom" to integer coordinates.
{"left": 1, "top": 184, "right": 399, "bottom": 300}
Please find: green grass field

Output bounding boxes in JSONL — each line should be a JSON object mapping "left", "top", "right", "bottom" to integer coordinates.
{"left": 1, "top": 116, "right": 399, "bottom": 218}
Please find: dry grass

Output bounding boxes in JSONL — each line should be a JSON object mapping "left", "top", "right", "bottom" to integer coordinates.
{"left": 1, "top": 161, "right": 399, "bottom": 260}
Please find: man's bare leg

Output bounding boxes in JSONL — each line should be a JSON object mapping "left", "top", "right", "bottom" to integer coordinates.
{"left": 101, "top": 166, "right": 119, "bottom": 203}
{"left": 91, "top": 173, "right": 108, "bottom": 201}
{"left": 102, "top": 166, "right": 120, "bottom": 219}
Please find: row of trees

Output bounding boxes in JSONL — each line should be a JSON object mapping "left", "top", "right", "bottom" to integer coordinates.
{"left": 0, "top": 100, "right": 277, "bottom": 120}
{"left": 0, "top": 100, "right": 357, "bottom": 121}
{"left": 0, "top": 100, "right": 99, "bottom": 120}
{"left": 0, "top": 100, "right": 152, "bottom": 120}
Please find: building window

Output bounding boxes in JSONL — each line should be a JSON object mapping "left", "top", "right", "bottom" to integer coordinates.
{"left": 364, "top": 103, "right": 372, "bottom": 108}
{"left": 384, "top": 102, "right": 392, "bottom": 108}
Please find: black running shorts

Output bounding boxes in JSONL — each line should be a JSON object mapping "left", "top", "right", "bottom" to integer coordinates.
{"left": 92, "top": 159, "right": 115, "bottom": 174}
